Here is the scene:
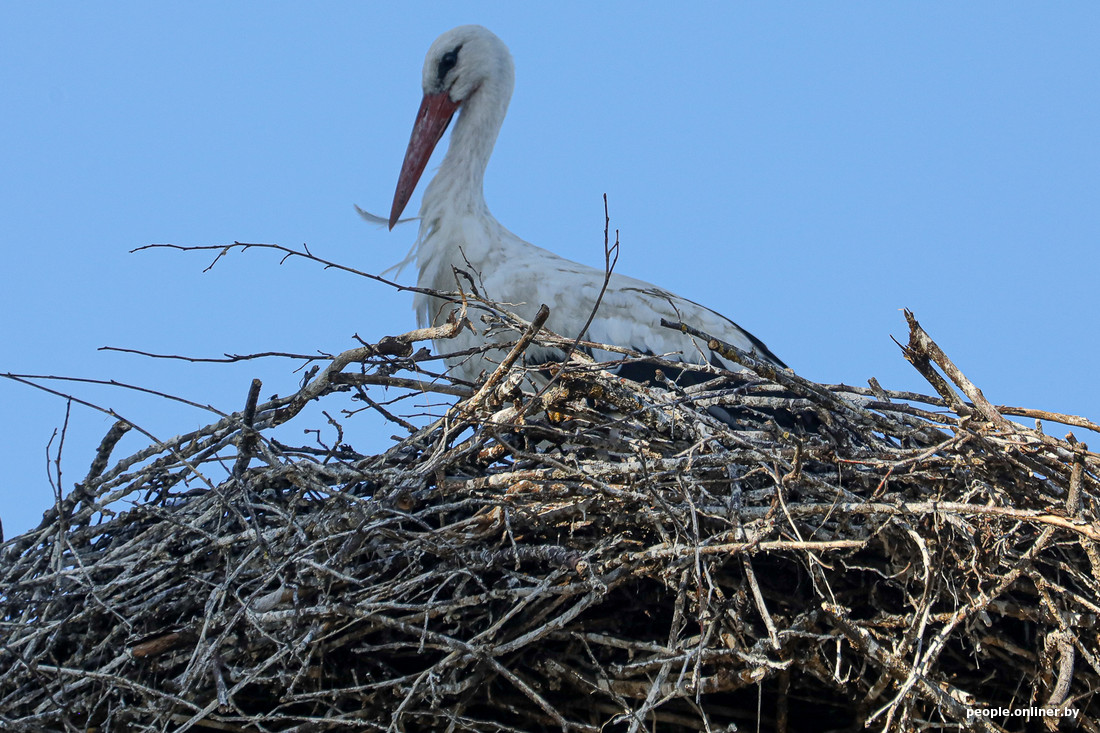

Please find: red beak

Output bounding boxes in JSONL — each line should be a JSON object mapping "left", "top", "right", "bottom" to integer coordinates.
{"left": 389, "top": 91, "right": 461, "bottom": 229}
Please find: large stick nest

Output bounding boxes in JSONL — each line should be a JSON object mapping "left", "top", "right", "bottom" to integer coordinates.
{"left": 2, "top": 298, "right": 1099, "bottom": 732}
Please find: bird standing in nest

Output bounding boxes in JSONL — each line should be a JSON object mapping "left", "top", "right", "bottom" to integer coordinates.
{"left": 379, "top": 25, "right": 787, "bottom": 391}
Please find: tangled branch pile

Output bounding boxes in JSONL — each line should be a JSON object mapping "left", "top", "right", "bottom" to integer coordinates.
{"left": 2, "top": 301, "right": 1099, "bottom": 732}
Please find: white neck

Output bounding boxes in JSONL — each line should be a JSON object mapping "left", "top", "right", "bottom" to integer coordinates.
{"left": 417, "top": 65, "right": 514, "bottom": 236}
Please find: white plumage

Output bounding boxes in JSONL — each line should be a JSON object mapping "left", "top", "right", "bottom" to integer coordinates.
{"left": 386, "top": 25, "right": 784, "bottom": 383}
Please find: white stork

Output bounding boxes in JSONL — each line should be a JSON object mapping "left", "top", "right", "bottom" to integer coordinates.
{"left": 384, "top": 25, "right": 786, "bottom": 385}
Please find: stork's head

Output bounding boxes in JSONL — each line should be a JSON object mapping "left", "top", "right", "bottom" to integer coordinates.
{"left": 389, "top": 25, "right": 514, "bottom": 229}
{"left": 422, "top": 25, "right": 512, "bottom": 106}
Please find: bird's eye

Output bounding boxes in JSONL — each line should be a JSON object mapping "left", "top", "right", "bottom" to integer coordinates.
{"left": 437, "top": 46, "right": 461, "bottom": 82}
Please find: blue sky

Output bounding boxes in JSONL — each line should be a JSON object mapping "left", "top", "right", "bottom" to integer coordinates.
{"left": 2, "top": 3, "right": 1098, "bottom": 538}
